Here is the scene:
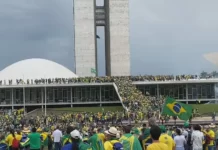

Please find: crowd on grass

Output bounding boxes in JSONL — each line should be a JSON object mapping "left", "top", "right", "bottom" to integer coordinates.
{"left": 0, "top": 113, "right": 218, "bottom": 150}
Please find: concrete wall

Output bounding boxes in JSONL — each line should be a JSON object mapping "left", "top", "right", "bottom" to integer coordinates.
{"left": 74, "top": 0, "right": 96, "bottom": 77}
{"left": 108, "top": 0, "right": 130, "bottom": 76}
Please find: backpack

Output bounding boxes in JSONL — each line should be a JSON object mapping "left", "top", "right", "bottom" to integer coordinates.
{"left": 12, "top": 137, "right": 19, "bottom": 149}
{"left": 113, "top": 142, "right": 123, "bottom": 150}
{"left": 187, "top": 131, "right": 192, "bottom": 146}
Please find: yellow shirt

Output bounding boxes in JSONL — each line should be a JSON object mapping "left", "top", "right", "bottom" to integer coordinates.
{"left": 159, "top": 133, "right": 175, "bottom": 150}
{"left": 147, "top": 142, "right": 168, "bottom": 150}
{"left": 16, "top": 134, "right": 22, "bottom": 141}
{"left": 5, "top": 134, "right": 22, "bottom": 146}
{"left": 104, "top": 140, "right": 119, "bottom": 150}
{"left": 98, "top": 133, "right": 106, "bottom": 143}
{"left": 206, "top": 130, "right": 215, "bottom": 146}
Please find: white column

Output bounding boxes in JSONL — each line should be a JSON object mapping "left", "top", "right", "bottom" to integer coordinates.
{"left": 11, "top": 88, "right": 14, "bottom": 111}
{"left": 23, "top": 87, "right": 26, "bottom": 115}
{"left": 44, "top": 86, "right": 47, "bottom": 116}
{"left": 70, "top": 87, "right": 73, "bottom": 107}
{"left": 41, "top": 87, "right": 44, "bottom": 112}
{"left": 186, "top": 84, "right": 188, "bottom": 104}
{"left": 100, "top": 86, "right": 102, "bottom": 107}
{"left": 157, "top": 84, "right": 160, "bottom": 100}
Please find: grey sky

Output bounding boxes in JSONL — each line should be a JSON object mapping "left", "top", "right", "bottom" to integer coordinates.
{"left": 0, "top": 0, "right": 218, "bottom": 76}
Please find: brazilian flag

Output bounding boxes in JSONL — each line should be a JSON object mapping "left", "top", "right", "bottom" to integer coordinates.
{"left": 162, "top": 97, "right": 192, "bottom": 121}
{"left": 0, "top": 140, "right": 7, "bottom": 150}
{"left": 141, "top": 128, "right": 152, "bottom": 150}
{"left": 41, "top": 133, "right": 48, "bottom": 146}
{"left": 20, "top": 137, "right": 30, "bottom": 147}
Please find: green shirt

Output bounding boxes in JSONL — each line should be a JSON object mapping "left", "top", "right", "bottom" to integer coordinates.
{"left": 28, "top": 132, "right": 41, "bottom": 149}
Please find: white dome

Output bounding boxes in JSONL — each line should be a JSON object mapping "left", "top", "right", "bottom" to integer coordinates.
{"left": 0, "top": 58, "right": 78, "bottom": 82}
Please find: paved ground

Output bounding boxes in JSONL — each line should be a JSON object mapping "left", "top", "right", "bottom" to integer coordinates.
{"left": 121, "top": 116, "right": 216, "bottom": 125}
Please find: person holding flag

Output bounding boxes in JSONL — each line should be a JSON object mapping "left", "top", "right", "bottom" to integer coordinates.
{"left": 139, "top": 117, "right": 156, "bottom": 150}
{"left": 119, "top": 125, "right": 142, "bottom": 150}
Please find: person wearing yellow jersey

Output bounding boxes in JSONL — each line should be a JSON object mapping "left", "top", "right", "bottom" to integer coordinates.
{"left": 15, "top": 130, "right": 22, "bottom": 141}
{"left": 147, "top": 126, "right": 168, "bottom": 150}
{"left": 5, "top": 129, "right": 20, "bottom": 150}
{"left": 0, "top": 134, "right": 7, "bottom": 150}
{"left": 159, "top": 125, "right": 175, "bottom": 150}
{"left": 205, "top": 125, "right": 215, "bottom": 150}
{"left": 104, "top": 127, "right": 120, "bottom": 150}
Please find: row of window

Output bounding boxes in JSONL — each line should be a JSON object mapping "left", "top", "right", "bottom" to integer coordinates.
{"left": 0, "top": 84, "right": 215, "bottom": 105}
{"left": 137, "top": 84, "right": 215, "bottom": 99}
{"left": 0, "top": 86, "right": 119, "bottom": 104}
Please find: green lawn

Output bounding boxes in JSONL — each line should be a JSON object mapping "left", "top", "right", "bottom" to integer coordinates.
{"left": 191, "top": 104, "right": 218, "bottom": 115}
{"left": 46, "top": 104, "right": 218, "bottom": 115}
{"left": 50, "top": 106, "right": 123, "bottom": 113}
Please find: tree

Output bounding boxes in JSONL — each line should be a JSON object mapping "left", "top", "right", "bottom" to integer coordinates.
{"left": 211, "top": 71, "right": 218, "bottom": 78}
{"left": 200, "top": 71, "right": 208, "bottom": 78}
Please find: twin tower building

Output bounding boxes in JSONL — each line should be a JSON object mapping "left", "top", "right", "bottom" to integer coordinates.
{"left": 74, "top": 0, "right": 130, "bottom": 77}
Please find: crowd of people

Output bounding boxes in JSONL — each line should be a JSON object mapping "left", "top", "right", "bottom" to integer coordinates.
{"left": 2, "top": 73, "right": 218, "bottom": 86}
{"left": 0, "top": 114, "right": 217, "bottom": 150}
{"left": 0, "top": 74, "right": 216, "bottom": 150}
{"left": 0, "top": 74, "right": 215, "bottom": 114}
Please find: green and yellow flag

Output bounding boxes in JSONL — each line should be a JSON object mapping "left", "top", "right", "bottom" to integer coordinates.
{"left": 162, "top": 97, "right": 192, "bottom": 121}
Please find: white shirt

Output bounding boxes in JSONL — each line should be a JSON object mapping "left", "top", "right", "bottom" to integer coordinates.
{"left": 191, "top": 130, "right": 204, "bottom": 150}
{"left": 183, "top": 130, "right": 189, "bottom": 139}
{"left": 174, "top": 135, "right": 186, "bottom": 148}
{"left": 52, "top": 129, "right": 63, "bottom": 142}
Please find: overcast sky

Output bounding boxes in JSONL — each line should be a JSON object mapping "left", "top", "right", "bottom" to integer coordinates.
{"left": 0, "top": 0, "right": 218, "bottom": 76}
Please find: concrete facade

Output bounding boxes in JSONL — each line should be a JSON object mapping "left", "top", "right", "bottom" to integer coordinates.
{"left": 105, "top": 0, "right": 130, "bottom": 76}
{"left": 74, "top": 0, "right": 130, "bottom": 77}
{"left": 74, "top": 0, "right": 97, "bottom": 77}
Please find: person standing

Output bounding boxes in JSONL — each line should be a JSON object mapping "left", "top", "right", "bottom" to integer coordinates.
{"left": 88, "top": 128, "right": 104, "bottom": 150}
{"left": 104, "top": 127, "right": 122, "bottom": 150}
{"left": 28, "top": 127, "right": 41, "bottom": 150}
{"left": 139, "top": 117, "right": 157, "bottom": 149}
{"left": 191, "top": 125, "right": 204, "bottom": 150}
{"left": 159, "top": 125, "right": 175, "bottom": 150}
{"left": 62, "top": 129, "right": 92, "bottom": 150}
{"left": 5, "top": 129, "right": 16, "bottom": 150}
{"left": 174, "top": 128, "right": 186, "bottom": 150}
{"left": 52, "top": 125, "right": 62, "bottom": 150}
{"left": 205, "top": 125, "right": 215, "bottom": 150}
{"left": 147, "top": 125, "right": 168, "bottom": 150}
{"left": 119, "top": 125, "right": 142, "bottom": 150}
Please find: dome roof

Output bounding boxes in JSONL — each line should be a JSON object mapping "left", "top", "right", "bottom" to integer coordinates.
{"left": 0, "top": 58, "right": 78, "bottom": 82}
